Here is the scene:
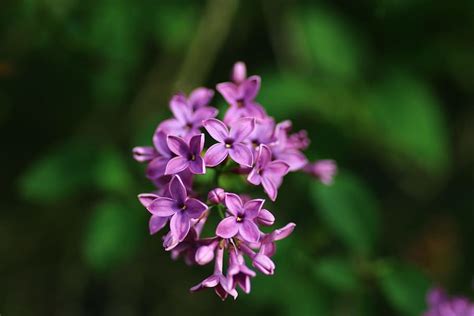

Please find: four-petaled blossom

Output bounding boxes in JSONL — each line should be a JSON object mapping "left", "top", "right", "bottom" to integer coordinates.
{"left": 227, "top": 250, "right": 256, "bottom": 293}
{"left": 191, "top": 247, "right": 238, "bottom": 300}
{"left": 216, "top": 193, "right": 262, "bottom": 243}
{"left": 147, "top": 175, "right": 207, "bottom": 243}
{"left": 304, "top": 159, "right": 337, "bottom": 185}
{"left": 218, "top": 62, "right": 266, "bottom": 124}
{"left": 159, "top": 93, "right": 218, "bottom": 140}
{"left": 248, "top": 144, "right": 290, "bottom": 201}
{"left": 203, "top": 118, "right": 255, "bottom": 167}
{"left": 165, "top": 133, "right": 206, "bottom": 175}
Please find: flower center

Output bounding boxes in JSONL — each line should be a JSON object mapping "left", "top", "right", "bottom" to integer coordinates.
{"left": 188, "top": 153, "right": 196, "bottom": 161}
{"left": 236, "top": 99, "right": 244, "bottom": 108}
{"left": 236, "top": 216, "right": 243, "bottom": 222}
{"left": 224, "top": 138, "right": 234, "bottom": 149}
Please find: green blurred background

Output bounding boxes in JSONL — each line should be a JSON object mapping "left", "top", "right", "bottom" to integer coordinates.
{"left": 1, "top": 0, "right": 473, "bottom": 315}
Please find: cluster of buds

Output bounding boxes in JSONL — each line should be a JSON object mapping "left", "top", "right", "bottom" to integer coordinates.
{"left": 133, "top": 62, "right": 337, "bottom": 300}
{"left": 424, "top": 287, "right": 474, "bottom": 316}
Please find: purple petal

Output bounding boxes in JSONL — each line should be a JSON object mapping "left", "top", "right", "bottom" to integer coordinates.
{"left": 216, "top": 82, "right": 239, "bottom": 105}
{"left": 253, "top": 254, "right": 275, "bottom": 275}
{"left": 192, "top": 107, "right": 218, "bottom": 126}
{"left": 189, "top": 134, "right": 204, "bottom": 155}
{"left": 229, "top": 143, "right": 254, "bottom": 167}
{"left": 170, "top": 212, "right": 191, "bottom": 242}
{"left": 239, "top": 220, "right": 260, "bottom": 243}
{"left": 185, "top": 198, "right": 208, "bottom": 218}
{"left": 275, "top": 149, "right": 308, "bottom": 171}
{"left": 243, "top": 199, "right": 264, "bottom": 219}
{"left": 202, "top": 118, "right": 228, "bottom": 142}
{"left": 152, "top": 130, "right": 172, "bottom": 157}
{"left": 262, "top": 176, "right": 278, "bottom": 201}
{"left": 229, "top": 117, "right": 255, "bottom": 143}
{"left": 169, "top": 175, "right": 187, "bottom": 203}
{"left": 188, "top": 87, "right": 214, "bottom": 109}
{"left": 204, "top": 143, "right": 228, "bottom": 167}
{"left": 189, "top": 156, "right": 205, "bottom": 174}
{"left": 247, "top": 168, "right": 261, "bottom": 185}
{"left": 216, "top": 217, "right": 239, "bottom": 238}
{"left": 240, "top": 75, "right": 261, "bottom": 100}
{"left": 265, "top": 160, "right": 290, "bottom": 178}
{"left": 147, "top": 197, "right": 176, "bottom": 216}
{"left": 132, "top": 146, "right": 156, "bottom": 162}
{"left": 256, "top": 144, "right": 272, "bottom": 168}
{"left": 232, "top": 62, "right": 247, "bottom": 83}
{"left": 224, "top": 193, "right": 243, "bottom": 216}
{"left": 149, "top": 215, "right": 168, "bottom": 235}
{"left": 271, "top": 223, "right": 296, "bottom": 241}
{"left": 146, "top": 156, "right": 169, "bottom": 179}
{"left": 137, "top": 193, "right": 159, "bottom": 207}
{"left": 167, "top": 135, "right": 189, "bottom": 157}
{"left": 157, "top": 118, "right": 185, "bottom": 137}
{"left": 170, "top": 94, "right": 192, "bottom": 124}
{"left": 256, "top": 208, "right": 275, "bottom": 226}
{"left": 165, "top": 156, "right": 189, "bottom": 175}
{"left": 190, "top": 275, "right": 220, "bottom": 291}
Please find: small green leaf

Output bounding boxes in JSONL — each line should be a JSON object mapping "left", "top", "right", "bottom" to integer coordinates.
{"left": 311, "top": 171, "right": 379, "bottom": 255}
{"left": 19, "top": 141, "right": 98, "bottom": 203}
{"left": 376, "top": 260, "right": 430, "bottom": 316}
{"left": 312, "top": 256, "right": 360, "bottom": 292}
{"left": 83, "top": 199, "right": 142, "bottom": 271}
{"left": 94, "top": 147, "right": 134, "bottom": 194}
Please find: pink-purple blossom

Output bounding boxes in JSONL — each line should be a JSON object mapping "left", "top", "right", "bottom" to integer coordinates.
{"left": 133, "top": 62, "right": 337, "bottom": 300}
{"left": 424, "top": 287, "right": 474, "bottom": 316}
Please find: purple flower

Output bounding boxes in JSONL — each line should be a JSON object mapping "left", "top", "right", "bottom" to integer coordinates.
{"left": 424, "top": 287, "right": 474, "bottom": 316}
{"left": 216, "top": 193, "right": 263, "bottom": 243}
{"left": 217, "top": 62, "right": 266, "bottom": 124}
{"left": 138, "top": 193, "right": 168, "bottom": 235}
{"left": 271, "top": 120, "right": 308, "bottom": 171}
{"left": 248, "top": 117, "right": 276, "bottom": 149}
{"left": 203, "top": 118, "right": 255, "bottom": 167}
{"left": 260, "top": 223, "right": 296, "bottom": 257}
{"left": 186, "top": 87, "right": 215, "bottom": 110}
{"left": 304, "top": 160, "right": 337, "bottom": 185}
{"left": 191, "top": 247, "right": 238, "bottom": 300}
{"left": 256, "top": 208, "right": 275, "bottom": 226}
{"left": 165, "top": 133, "right": 206, "bottom": 175}
{"left": 159, "top": 93, "right": 218, "bottom": 140}
{"left": 227, "top": 250, "right": 256, "bottom": 294}
{"left": 208, "top": 188, "right": 225, "bottom": 204}
{"left": 133, "top": 130, "right": 174, "bottom": 180}
{"left": 195, "top": 239, "right": 219, "bottom": 265}
{"left": 238, "top": 242, "right": 275, "bottom": 275}
{"left": 147, "top": 175, "right": 207, "bottom": 243}
{"left": 247, "top": 144, "right": 289, "bottom": 201}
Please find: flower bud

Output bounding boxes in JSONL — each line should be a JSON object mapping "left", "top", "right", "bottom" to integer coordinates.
{"left": 252, "top": 254, "right": 275, "bottom": 275}
{"left": 256, "top": 209, "right": 275, "bottom": 226}
{"left": 195, "top": 241, "right": 218, "bottom": 265}
{"left": 208, "top": 188, "right": 225, "bottom": 204}
{"left": 132, "top": 146, "right": 156, "bottom": 162}
{"left": 232, "top": 61, "right": 247, "bottom": 83}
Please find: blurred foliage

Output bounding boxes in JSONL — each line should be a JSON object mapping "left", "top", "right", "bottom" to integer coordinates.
{"left": 1, "top": 0, "right": 473, "bottom": 315}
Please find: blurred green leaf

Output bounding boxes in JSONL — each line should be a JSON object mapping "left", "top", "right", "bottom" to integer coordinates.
{"left": 311, "top": 171, "right": 379, "bottom": 255}
{"left": 19, "top": 141, "right": 97, "bottom": 203}
{"left": 312, "top": 256, "right": 360, "bottom": 292}
{"left": 94, "top": 147, "right": 135, "bottom": 194}
{"left": 376, "top": 260, "right": 430, "bottom": 316}
{"left": 367, "top": 71, "right": 449, "bottom": 174}
{"left": 83, "top": 199, "right": 142, "bottom": 271}
{"left": 289, "top": 6, "right": 366, "bottom": 81}
{"left": 251, "top": 241, "right": 329, "bottom": 316}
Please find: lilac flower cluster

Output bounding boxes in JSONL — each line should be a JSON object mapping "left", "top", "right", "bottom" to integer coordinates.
{"left": 133, "top": 62, "right": 337, "bottom": 300}
{"left": 424, "top": 288, "right": 474, "bottom": 316}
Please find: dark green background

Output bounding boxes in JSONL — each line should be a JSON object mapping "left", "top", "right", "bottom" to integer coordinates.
{"left": 1, "top": 0, "right": 473, "bottom": 315}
